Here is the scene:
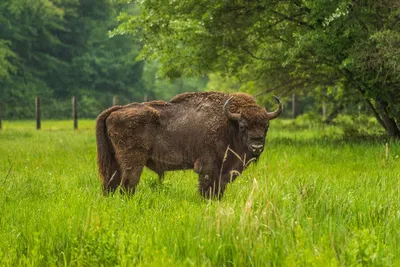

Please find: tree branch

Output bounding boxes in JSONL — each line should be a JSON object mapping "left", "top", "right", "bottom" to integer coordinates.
{"left": 324, "top": 102, "right": 344, "bottom": 124}
{"left": 271, "top": 10, "right": 315, "bottom": 30}
{"left": 363, "top": 97, "right": 388, "bottom": 131}
{"left": 340, "top": 68, "right": 388, "bottom": 130}
{"left": 241, "top": 47, "right": 272, "bottom": 61}
{"left": 391, "top": 15, "right": 400, "bottom": 29}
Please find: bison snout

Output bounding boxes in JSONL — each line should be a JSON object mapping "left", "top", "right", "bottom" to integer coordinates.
{"left": 250, "top": 144, "right": 264, "bottom": 155}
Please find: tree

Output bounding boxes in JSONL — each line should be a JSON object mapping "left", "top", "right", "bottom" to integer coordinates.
{"left": 0, "top": 0, "right": 146, "bottom": 118}
{"left": 141, "top": 61, "right": 208, "bottom": 101}
{"left": 0, "top": 0, "right": 71, "bottom": 118}
{"left": 0, "top": 40, "right": 16, "bottom": 80}
{"left": 115, "top": 0, "right": 400, "bottom": 138}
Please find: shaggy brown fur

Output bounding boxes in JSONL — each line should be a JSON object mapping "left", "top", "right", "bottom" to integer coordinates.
{"left": 96, "top": 91, "right": 282, "bottom": 199}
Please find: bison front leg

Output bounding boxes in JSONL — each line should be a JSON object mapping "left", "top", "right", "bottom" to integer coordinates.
{"left": 198, "top": 171, "right": 228, "bottom": 200}
{"left": 195, "top": 157, "right": 227, "bottom": 199}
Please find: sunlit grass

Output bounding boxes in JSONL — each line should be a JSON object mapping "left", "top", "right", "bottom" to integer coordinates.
{"left": 1, "top": 119, "right": 95, "bottom": 131}
{"left": 0, "top": 120, "right": 399, "bottom": 266}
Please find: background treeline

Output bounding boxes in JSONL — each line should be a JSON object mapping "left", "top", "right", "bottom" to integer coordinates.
{"left": 0, "top": 0, "right": 207, "bottom": 119}
{"left": 115, "top": 0, "right": 400, "bottom": 138}
{"left": 1, "top": 0, "right": 399, "bottom": 139}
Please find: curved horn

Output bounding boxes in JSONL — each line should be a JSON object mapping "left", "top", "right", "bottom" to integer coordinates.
{"left": 267, "top": 95, "right": 283, "bottom": 120}
{"left": 223, "top": 97, "right": 241, "bottom": 121}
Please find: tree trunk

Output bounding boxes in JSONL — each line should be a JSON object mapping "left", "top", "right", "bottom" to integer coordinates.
{"left": 321, "top": 88, "right": 327, "bottom": 119}
{"left": 365, "top": 97, "right": 400, "bottom": 139}
{"left": 382, "top": 116, "right": 400, "bottom": 138}
{"left": 292, "top": 93, "right": 297, "bottom": 119}
{"left": 322, "top": 99, "right": 326, "bottom": 119}
{"left": 324, "top": 102, "right": 344, "bottom": 124}
{"left": 340, "top": 68, "right": 400, "bottom": 139}
{"left": 377, "top": 100, "right": 400, "bottom": 139}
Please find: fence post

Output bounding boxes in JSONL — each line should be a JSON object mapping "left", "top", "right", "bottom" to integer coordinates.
{"left": 36, "top": 97, "right": 41, "bottom": 130}
{"left": 113, "top": 95, "right": 118, "bottom": 106}
{"left": 0, "top": 102, "right": 2, "bottom": 130}
{"left": 72, "top": 96, "right": 78, "bottom": 130}
{"left": 322, "top": 89, "right": 327, "bottom": 119}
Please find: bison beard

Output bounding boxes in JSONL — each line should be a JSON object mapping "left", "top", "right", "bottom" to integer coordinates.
{"left": 96, "top": 91, "right": 282, "bottom": 199}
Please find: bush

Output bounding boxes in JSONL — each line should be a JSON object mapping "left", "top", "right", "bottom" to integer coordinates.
{"left": 335, "top": 114, "right": 386, "bottom": 140}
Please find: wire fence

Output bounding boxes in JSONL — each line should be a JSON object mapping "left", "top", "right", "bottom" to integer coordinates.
{"left": 0, "top": 93, "right": 322, "bottom": 131}
{"left": 0, "top": 94, "right": 138, "bottom": 130}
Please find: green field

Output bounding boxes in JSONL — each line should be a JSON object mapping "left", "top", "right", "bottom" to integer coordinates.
{"left": 0, "top": 120, "right": 399, "bottom": 266}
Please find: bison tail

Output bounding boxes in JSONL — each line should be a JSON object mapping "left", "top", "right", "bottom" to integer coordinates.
{"left": 95, "top": 106, "right": 122, "bottom": 193}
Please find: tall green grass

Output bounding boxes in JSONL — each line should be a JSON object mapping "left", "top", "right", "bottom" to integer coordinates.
{"left": 0, "top": 120, "right": 399, "bottom": 266}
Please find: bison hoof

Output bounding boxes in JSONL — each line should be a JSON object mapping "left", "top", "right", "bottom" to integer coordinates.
{"left": 200, "top": 186, "right": 224, "bottom": 200}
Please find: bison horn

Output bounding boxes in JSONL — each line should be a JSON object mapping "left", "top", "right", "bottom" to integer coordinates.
{"left": 223, "top": 97, "right": 241, "bottom": 121}
{"left": 266, "top": 95, "right": 283, "bottom": 120}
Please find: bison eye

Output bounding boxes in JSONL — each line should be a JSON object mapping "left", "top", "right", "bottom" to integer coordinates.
{"left": 239, "top": 124, "right": 246, "bottom": 132}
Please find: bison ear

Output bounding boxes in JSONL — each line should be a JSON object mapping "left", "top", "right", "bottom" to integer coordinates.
{"left": 266, "top": 95, "right": 282, "bottom": 120}
{"left": 223, "top": 97, "right": 241, "bottom": 121}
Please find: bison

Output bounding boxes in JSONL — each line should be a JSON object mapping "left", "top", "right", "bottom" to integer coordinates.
{"left": 96, "top": 91, "right": 282, "bottom": 199}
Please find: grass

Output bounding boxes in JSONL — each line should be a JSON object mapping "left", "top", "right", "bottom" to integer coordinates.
{"left": 0, "top": 119, "right": 399, "bottom": 266}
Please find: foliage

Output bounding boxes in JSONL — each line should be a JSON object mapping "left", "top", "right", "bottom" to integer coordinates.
{"left": 344, "top": 229, "right": 392, "bottom": 266}
{"left": 0, "top": 120, "right": 399, "bottom": 265}
{"left": 0, "top": 0, "right": 207, "bottom": 119}
{"left": 336, "top": 114, "right": 387, "bottom": 140}
{"left": 0, "top": 40, "right": 16, "bottom": 80}
{"left": 115, "top": 0, "right": 400, "bottom": 138}
{"left": 0, "top": 0, "right": 143, "bottom": 118}
{"left": 141, "top": 61, "right": 208, "bottom": 101}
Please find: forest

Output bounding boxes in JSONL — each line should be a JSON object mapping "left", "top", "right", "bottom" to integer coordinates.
{"left": 0, "top": 0, "right": 207, "bottom": 119}
{"left": 1, "top": 0, "right": 399, "bottom": 138}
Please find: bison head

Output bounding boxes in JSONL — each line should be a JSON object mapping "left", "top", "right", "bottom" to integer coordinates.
{"left": 223, "top": 96, "right": 282, "bottom": 157}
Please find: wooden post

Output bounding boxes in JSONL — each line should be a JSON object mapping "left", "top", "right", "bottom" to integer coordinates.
{"left": 292, "top": 93, "right": 297, "bottom": 119}
{"left": 386, "top": 143, "right": 389, "bottom": 163}
{"left": 72, "top": 96, "right": 78, "bottom": 130}
{"left": 112, "top": 95, "right": 118, "bottom": 106}
{"left": 0, "top": 102, "right": 2, "bottom": 130}
{"left": 36, "top": 97, "right": 41, "bottom": 130}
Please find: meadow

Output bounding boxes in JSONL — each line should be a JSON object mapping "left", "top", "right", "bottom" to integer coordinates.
{"left": 0, "top": 119, "right": 399, "bottom": 266}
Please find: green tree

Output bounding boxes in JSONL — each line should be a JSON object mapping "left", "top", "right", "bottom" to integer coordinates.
{"left": 0, "top": 0, "right": 69, "bottom": 118}
{"left": 115, "top": 0, "right": 400, "bottom": 138}
{"left": 0, "top": 40, "right": 16, "bottom": 80}
{"left": 0, "top": 0, "right": 146, "bottom": 119}
{"left": 141, "top": 61, "right": 207, "bottom": 101}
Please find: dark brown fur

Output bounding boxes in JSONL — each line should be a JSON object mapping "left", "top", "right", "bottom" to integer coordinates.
{"left": 96, "top": 91, "right": 281, "bottom": 198}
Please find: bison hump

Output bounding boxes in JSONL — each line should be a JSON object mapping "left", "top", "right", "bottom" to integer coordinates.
{"left": 107, "top": 104, "right": 161, "bottom": 128}
{"left": 146, "top": 100, "right": 170, "bottom": 107}
{"left": 170, "top": 91, "right": 228, "bottom": 104}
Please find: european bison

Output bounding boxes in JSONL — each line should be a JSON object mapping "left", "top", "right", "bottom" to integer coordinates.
{"left": 96, "top": 91, "right": 282, "bottom": 198}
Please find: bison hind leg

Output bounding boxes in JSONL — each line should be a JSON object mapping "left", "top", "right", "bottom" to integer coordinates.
{"left": 158, "top": 172, "right": 165, "bottom": 184}
{"left": 121, "top": 164, "right": 144, "bottom": 194}
{"left": 145, "top": 160, "right": 164, "bottom": 184}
